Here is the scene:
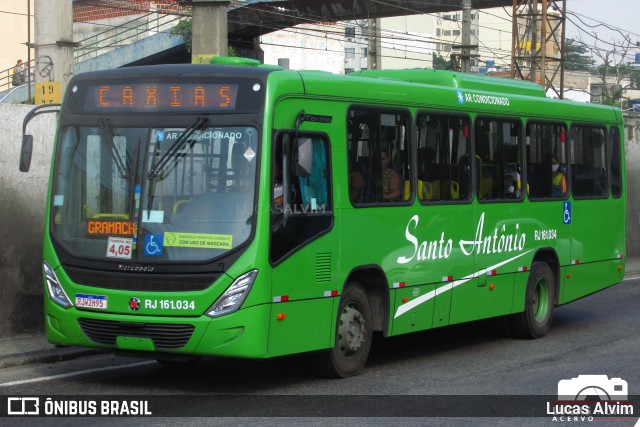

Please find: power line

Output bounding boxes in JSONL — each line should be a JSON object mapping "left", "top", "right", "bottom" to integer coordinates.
{"left": 0, "top": 10, "right": 30, "bottom": 17}
{"left": 63, "top": 1, "right": 640, "bottom": 74}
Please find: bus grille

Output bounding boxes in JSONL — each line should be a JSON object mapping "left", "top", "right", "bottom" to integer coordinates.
{"left": 64, "top": 266, "right": 218, "bottom": 292}
{"left": 78, "top": 318, "right": 195, "bottom": 349}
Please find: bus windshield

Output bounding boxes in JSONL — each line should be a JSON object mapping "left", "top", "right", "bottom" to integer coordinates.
{"left": 51, "top": 124, "right": 258, "bottom": 263}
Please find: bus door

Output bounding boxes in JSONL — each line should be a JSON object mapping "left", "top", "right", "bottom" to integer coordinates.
{"left": 565, "top": 125, "right": 623, "bottom": 301}
{"left": 268, "top": 130, "right": 336, "bottom": 356}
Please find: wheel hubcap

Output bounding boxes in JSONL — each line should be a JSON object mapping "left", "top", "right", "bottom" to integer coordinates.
{"left": 338, "top": 303, "right": 366, "bottom": 355}
{"left": 533, "top": 278, "right": 549, "bottom": 323}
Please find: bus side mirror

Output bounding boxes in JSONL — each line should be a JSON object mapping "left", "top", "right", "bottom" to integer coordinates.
{"left": 19, "top": 134, "right": 33, "bottom": 172}
{"left": 19, "top": 104, "right": 61, "bottom": 173}
{"left": 294, "top": 137, "right": 313, "bottom": 177}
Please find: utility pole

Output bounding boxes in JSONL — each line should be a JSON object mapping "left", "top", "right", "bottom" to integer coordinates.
{"left": 34, "top": 0, "right": 73, "bottom": 103}
{"left": 512, "top": 0, "right": 566, "bottom": 97}
{"left": 27, "top": 0, "right": 32, "bottom": 101}
{"left": 453, "top": 0, "right": 478, "bottom": 73}
{"left": 190, "top": 0, "right": 229, "bottom": 63}
{"left": 460, "top": 0, "right": 472, "bottom": 72}
{"left": 367, "top": 18, "right": 381, "bottom": 70}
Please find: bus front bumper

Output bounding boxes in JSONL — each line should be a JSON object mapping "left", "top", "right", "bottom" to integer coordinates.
{"left": 45, "top": 301, "right": 271, "bottom": 359}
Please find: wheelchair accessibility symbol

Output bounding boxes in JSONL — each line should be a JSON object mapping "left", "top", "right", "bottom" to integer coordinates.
{"left": 144, "top": 234, "right": 164, "bottom": 256}
{"left": 563, "top": 202, "right": 571, "bottom": 225}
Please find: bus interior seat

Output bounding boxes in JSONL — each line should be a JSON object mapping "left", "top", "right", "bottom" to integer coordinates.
{"left": 92, "top": 213, "right": 129, "bottom": 219}
{"left": 172, "top": 200, "right": 189, "bottom": 215}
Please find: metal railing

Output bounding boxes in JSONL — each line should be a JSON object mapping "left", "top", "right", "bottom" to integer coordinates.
{"left": 74, "top": 9, "right": 188, "bottom": 64}
{"left": 1, "top": 7, "right": 190, "bottom": 97}
{"left": 0, "top": 60, "right": 35, "bottom": 97}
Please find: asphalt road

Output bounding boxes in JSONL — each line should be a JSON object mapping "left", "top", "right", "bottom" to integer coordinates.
{"left": 1, "top": 275, "right": 639, "bottom": 426}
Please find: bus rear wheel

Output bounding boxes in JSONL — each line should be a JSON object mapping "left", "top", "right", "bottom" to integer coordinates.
{"left": 510, "top": 261, "right": 555, "bottom": 339}
{"left": 314, "top": 283, "right": 372, "bottom": 378}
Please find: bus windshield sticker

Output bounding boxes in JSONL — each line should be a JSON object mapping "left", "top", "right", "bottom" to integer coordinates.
{"left": 144, "top": 234, "right": 164, "bottom": 257}
{"left": 53, "top": 195, "right": 64, "bottom": 206}
{"left": 563, "top": 202, "right": 572, "bottom": 224}
{"left": 163, "top": 232, "right": 232, "bottom": 249}
{"left": 141, "top": 210, "right": 164, "bottom": 224}
{"left": 106, "top": 237, "right": 133, "bottom": 259}
{"left": 244, "top": 146, "right": 256, "bottom": 161}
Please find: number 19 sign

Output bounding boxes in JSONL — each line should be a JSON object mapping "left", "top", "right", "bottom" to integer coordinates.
{"left": 35, "top": 81, "right": 61, "bottom": 105}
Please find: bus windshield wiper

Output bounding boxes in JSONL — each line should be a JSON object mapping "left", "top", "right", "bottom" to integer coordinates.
{"left": 147, "top": 117, "right": 208, "bottom": 180}
{"left": 146, "top": 117, "right": 207, "bottom": 219}
{"left": 99, "top": 117, "right": 130, "bottom": 178}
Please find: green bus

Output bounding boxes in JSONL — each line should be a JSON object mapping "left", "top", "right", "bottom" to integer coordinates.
{"left": 22, "top": 57, "right": 626, "bottom": 377}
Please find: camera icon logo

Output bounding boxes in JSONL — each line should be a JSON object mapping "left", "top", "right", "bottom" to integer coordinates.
{"left": 558, "top": 375, "right": 628, "bottom": 401}
{"left": 7, "top": 397, "right": 40, "bottom": 415}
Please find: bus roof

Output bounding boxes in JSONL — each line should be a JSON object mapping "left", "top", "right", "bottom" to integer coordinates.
{"left": 70, "top": 63, "right": 278, "bottom": 82}
{"left": 349, "top": 68, "right": 547, "bottom": 99}
{"left": 67, "top": 62, "right": 621, "bottom": 125}
{"left": 290, "top": 68, "right": 620, "bottom": 124}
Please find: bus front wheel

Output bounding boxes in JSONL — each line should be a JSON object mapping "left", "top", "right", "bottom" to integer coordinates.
{"left": 314, "top": 283, "right": 373, "bottom": 378}
{"left": 510, "top": 261, "right": 555, "bottom": 339}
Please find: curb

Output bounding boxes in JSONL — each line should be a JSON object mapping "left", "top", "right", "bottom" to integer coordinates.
{"left": 0, "top": 347, "right": 104, "bottom": 370}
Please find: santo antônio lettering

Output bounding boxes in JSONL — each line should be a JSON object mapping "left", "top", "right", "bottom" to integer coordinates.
{"left": 397, "top": 213, "right": 526, "bottom": 264}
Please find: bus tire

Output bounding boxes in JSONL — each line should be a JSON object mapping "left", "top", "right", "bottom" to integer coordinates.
{"left": 510, "top": 261, "right": 555, "bottom": 339}
{"left": 314, "top": 283, "right": 373, "bottom": 378}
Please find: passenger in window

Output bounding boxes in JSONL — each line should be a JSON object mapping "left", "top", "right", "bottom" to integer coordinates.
{"left": 551, "top": 154, "right": 567, "bottom": 197}
{"left": 274, "top": 159, "right": 284, "bottom": 205}
{"left": 380, "top": 148, "right": 402, "bottom": 201}
{"left": 349, "top": 169, "right": 366, "bottom": 203}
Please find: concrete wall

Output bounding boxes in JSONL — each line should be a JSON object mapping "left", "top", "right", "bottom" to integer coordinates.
{"left": 624, "top": 113, "right": 640, "bottom": 257}
{"left": 0, "top": 105, "right": 56, "bottom": 337}
{"left": 1, "top": 105, "right": 639, "bottom": 338}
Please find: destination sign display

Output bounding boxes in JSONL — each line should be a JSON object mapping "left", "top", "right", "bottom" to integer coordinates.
{"left": 87, "top": 219, "right": 137, "bottom": 236}
{"left": 82, "top": 83, "right": 240, "bottom": 112}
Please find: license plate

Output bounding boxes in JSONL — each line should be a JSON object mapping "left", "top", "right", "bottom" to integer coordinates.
{"left": 75, "top": 294, "right": 108, "bottom": 310}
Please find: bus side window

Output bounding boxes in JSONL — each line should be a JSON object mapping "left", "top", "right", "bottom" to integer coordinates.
{"left": 270, "top": 133, "right": 333, "bottom": 263}
{"left": 347, "top": 108, "right": 411, "bottom": 205}
{"left": 416, "top": 112, "right": 469, "bottom": 202}
{"left": 570, "top": 126, "right": 607, "bottom": 198}
{"left": 610, "top": 126, "right": 622, "bottom": 197}
{"left": 298, "top": 138, "right": 328, "bottom": 208}
{"left": 525, "top": 122, "right": 567, "bottom": 200}
{"left": 476, "top": 118, "right": 522, "bottom": 201}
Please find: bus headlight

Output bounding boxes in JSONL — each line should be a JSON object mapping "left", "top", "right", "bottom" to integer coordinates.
{"left": 43, "top": 261, "right": 72, "bottom": 308}
{"left": 206, "top": 270, "right": 258, "bottom": 318}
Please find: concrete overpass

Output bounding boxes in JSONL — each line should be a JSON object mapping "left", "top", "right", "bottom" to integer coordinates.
{"left": 8, "top": 0, "right": 522, "bottom": 98}
{"left": 226, "top": 0, "right": 516, "bottom": 41}
{"left": 79, "top": 0, "right": 518, "bottom": 70}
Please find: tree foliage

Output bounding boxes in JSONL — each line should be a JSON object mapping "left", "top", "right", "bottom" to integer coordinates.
{"left": 170, "top": 19, "right": 192, "bottom": 53}
{"left": 432, "top": 53, "right": 451, "bottom": 70}
{"left": 564, "top": 38, "right": 594, "bottom": 71}
{"left": 169, "top": 18, "right": 236, "bottom": 57}
{"left": 572, "top": 31, "right": 639, "bottom": 106}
